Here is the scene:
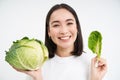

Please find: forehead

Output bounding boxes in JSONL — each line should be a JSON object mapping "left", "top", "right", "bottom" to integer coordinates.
{"left": 50, "top": 8, "right": 75, "bottom": 22}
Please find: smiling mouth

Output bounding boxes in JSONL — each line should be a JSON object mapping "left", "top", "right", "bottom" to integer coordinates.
{"left": 58, "top": 36, "right": 71, "bottom": 40}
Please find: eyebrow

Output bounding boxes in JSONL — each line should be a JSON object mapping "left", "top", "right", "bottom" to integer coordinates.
{"left": 51, "top": 19, "right": 74, "bottom": 25}
{"left": 66, "top": 19, "right": 74, "bottom": 22}
{"left": 51, "top": 21, "right": 60, "bottom": 25}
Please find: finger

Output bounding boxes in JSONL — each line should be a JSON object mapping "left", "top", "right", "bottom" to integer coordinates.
{"left": 98, "top": 58, "right": 107, "bottom": 66}
{"left": 98, "top": 58, "right": 107, "bottom": 70}
{"left": 91, "top": 56, "right": 98, "bottom": 67}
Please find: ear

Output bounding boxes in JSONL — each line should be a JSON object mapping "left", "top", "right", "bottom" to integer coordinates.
{"left": 48, "top": 32, "right": 51, "bottom": 38}
{"left": 48, "top": 27, "right": 51, "bottom": 37}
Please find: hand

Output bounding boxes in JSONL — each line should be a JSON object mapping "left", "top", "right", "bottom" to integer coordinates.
{"left": 90, "top": 56, "right": 107, "bottom": 80}
{"left": 13, "top": 67, "right": 43, "bottom": 80}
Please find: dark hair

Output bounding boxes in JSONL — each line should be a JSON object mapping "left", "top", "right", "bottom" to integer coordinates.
{"left": 45, "top": 3, "right": 83, "bottom": 58}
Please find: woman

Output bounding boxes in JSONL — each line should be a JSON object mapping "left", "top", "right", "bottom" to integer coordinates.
{"left": 16, "top": 3, "right": 107, "bottom": 80}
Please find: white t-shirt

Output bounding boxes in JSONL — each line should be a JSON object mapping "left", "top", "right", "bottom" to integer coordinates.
{"left": 26, "top": 53, "right": 92, "bottom": 80}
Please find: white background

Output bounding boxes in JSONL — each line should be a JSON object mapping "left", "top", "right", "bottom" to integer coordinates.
{"left": 0, "top": 0, "right": 120, "bottom": 80}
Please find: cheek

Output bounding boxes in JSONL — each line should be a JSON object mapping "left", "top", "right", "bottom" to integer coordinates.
{"left": 49, "top": 29, "right": 59, "bottom": 44}
{"left": 49, "top": 29, "right": 58, "bottom": 38}
{"left": 71, "top": 27, "right": 78, "bottom": 35}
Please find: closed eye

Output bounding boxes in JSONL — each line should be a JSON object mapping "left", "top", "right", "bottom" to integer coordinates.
{"left": 67, "top": 22, "right": 73, "bottom": 26}
{"left": 52, "top": 24, "right": 60, "bottom": 27}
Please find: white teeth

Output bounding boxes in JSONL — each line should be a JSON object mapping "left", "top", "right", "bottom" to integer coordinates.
{"left": 60, "top": 36, "right": 69, "bottom": 40}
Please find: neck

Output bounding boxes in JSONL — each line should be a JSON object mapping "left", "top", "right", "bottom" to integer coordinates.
{"left": 56, "top": 47, "right": 73, "bottom": 57}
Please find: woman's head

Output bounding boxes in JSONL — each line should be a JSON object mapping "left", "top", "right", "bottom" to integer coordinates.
{"left": 45, "top": 3, "right": 83, "bottom": 58}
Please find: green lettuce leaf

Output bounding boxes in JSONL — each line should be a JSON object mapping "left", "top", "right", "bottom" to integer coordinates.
{"left": 88, "top": 31, "right": 102, "bottom": 59}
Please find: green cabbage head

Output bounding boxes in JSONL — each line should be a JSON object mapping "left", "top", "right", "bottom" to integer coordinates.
{"left": 88, "top": 31, "right": 102, "bottom": 59}
{"left": 5, "top": 37, "right": 48, "bottom": 70}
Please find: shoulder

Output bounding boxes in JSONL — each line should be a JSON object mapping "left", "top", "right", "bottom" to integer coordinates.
{"left": 42, "top": 58, "right": 52, "bottom": 67}
{"left": 41, "top": 57, "right": 55, "bottom": 71}
{"left": 75, "top": 52, "right": 95, "bottom": 65}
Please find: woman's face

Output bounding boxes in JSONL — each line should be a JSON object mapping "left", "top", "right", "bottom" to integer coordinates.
{"left": 48, "top": 8, "right": 78, "bottom": 49}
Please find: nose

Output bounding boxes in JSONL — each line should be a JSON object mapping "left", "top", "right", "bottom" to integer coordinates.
{"left": 59, "top": 26, "right": 68, "bottom": 34}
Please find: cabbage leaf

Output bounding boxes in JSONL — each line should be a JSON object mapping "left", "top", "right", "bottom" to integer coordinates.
{"left": 88, "top": 31, "right": 102, "bottom": 59}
